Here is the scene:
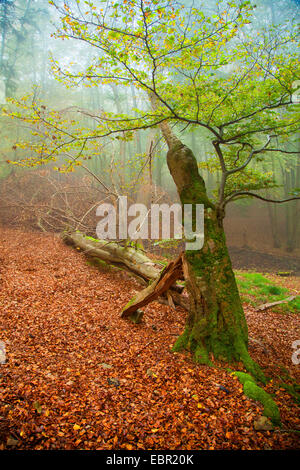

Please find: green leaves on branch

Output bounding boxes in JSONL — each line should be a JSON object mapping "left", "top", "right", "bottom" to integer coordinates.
{"left": 3, "top": 0, "right": 300, "bottom": 197}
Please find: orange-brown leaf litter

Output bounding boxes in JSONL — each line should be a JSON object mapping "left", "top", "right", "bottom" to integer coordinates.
{"left": 0, "top": 229, "right": 299, "bottom": 450}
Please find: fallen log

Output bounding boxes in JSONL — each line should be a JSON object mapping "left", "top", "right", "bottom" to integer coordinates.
{"left": 62, "top": 232, "right": 188, "bottom": 312}
{"left": 62, "top": 231, "right": 161, "bottom": 281}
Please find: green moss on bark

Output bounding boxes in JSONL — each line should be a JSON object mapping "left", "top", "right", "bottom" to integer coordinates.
{"left": 172, "top": 327, "right": 189, "bottom": 352}
{"left": 175, "top": 216, "right": 265, "bottom": 382}
{"left": 166, "top": 139, "right": 265, "bottom": 382}
{"left": 234, "top": 372, "right": 280, "bottom": 424}
{"left": 244, "top": 381, "right": 280, "bottom": 424}
{"left": 234, "top": 371, "right": 256, "bottom": 385}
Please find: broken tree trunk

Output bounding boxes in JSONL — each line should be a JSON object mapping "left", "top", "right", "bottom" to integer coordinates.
{"left": 120, "top": 253, "right": 184, "bottom": 322}
{"left": 62, "top": 231, "right": 187, "bottom": 309}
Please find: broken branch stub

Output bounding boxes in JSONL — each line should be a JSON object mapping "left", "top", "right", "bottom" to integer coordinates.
{"left": 120, "top": 253, "right": 184, "bottom": 319}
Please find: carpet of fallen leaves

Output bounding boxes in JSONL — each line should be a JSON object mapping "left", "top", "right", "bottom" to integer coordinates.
{"left": 0, "top": 228, "right": 299, "bottom": 451}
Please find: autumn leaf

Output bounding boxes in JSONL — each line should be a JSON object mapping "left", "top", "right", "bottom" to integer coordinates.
{"left": 0, "top": 229, "right": 299, "bottom": 451}
{"left": 33, "top": 401, "right": 42, "bottom": 414}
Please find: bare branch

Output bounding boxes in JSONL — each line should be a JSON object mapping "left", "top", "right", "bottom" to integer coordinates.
{"left": 225, "top": 191, "right": 300, "bottom": 206}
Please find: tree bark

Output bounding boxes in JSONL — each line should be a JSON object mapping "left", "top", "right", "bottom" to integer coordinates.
{"left": 62, "top": 231, "right": 161, "bottom": 281}
{"left": 153, "top": 112, "right": 265, "bottom": 381}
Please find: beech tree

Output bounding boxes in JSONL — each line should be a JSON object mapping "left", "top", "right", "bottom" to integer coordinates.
{"left": 4, "top": 0, "right": 300, "bottom": 380}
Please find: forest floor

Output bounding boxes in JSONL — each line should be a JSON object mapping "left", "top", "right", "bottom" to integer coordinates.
{"left": 229, "top": 245, "right": 300, "bottom": 276}
{"left": 0, "top": 228, "right": 299, "bottom": 451}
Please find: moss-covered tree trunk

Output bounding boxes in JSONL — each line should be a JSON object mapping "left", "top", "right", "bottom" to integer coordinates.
{"left": 163, "top": 129, "right": 265, "bottom": 381}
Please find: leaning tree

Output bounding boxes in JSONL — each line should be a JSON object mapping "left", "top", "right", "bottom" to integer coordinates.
{"left": 4, "top": 0, "right": 300, "bottom": 380}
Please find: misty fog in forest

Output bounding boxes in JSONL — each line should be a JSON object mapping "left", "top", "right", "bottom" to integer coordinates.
{"left": 0, "top": 0, "right": 299, "bottom": 275}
